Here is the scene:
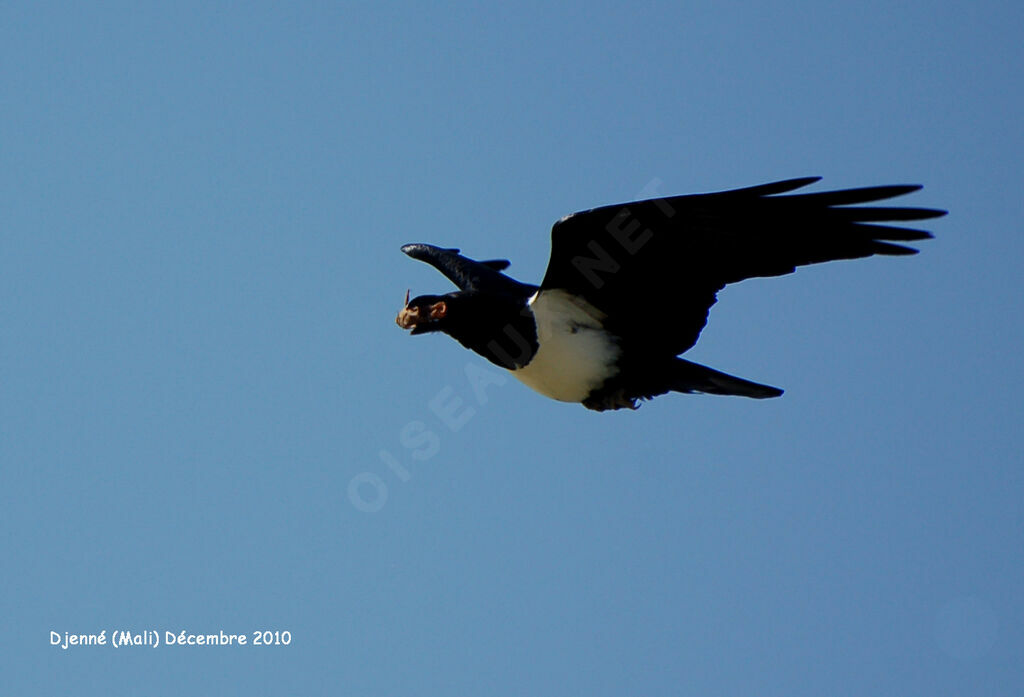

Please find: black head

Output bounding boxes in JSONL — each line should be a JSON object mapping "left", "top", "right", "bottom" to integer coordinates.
{"left": 396, "top": 290, "right": 461, "bottom": 335}
{"left": 396, "top": 287, "right": 538, "bottom": 370}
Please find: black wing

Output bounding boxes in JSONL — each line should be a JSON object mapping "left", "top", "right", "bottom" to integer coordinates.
{"left": 540, "top": 177, "right": 946, "bottom": 356}
{"left": 401, "top": 243, "right": 536, "bottom": 295}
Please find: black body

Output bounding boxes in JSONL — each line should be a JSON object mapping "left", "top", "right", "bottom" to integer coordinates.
{"left": 397, "top": 177, "right": 945, "bottom": 410}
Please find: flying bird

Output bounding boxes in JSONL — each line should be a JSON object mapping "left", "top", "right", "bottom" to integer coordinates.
{"left": 396, "top": 177, "right": 945, "bottom": 411}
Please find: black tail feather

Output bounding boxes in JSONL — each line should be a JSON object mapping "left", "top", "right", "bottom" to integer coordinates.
{"left": 671, "top": 358, "right": 783, "bottom": 399}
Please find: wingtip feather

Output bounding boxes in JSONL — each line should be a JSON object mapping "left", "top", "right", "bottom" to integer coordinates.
{"left": 872, "top": 241, "right": 920, "bottom": 255}
{"left": 401, "top": 243, "right": 461, "bottom": 258}
{"left": 731, "top": 176, "right": 822, "bottom": 197}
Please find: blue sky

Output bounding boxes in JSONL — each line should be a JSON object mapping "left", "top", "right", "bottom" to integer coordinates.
{"left": 2, "top": 1, "right": 1022, "bottom": 695}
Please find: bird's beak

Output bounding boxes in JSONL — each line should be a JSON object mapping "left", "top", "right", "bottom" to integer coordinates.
{"left": 396, "top": 307, "right": 421, "bottom": 330}
{"left": 396, "top": 289, "right": 418, "bottom": 330}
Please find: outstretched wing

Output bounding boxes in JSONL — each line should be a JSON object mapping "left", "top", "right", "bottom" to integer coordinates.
{"left": 401, "top": 243, "right": 535, "bottom": 295}
{"left": 540, "top": 177, "right": 946, "bottom": 356}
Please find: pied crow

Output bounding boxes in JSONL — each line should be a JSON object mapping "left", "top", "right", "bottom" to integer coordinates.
{"left": 396, "top": 177, "right": 945, "bottom": 411}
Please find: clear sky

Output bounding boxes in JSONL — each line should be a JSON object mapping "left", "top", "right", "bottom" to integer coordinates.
{"left": 2, "top": 1, "right": 1022, "bottom": 695}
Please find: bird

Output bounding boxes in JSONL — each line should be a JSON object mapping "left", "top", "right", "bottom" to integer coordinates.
{"left": 395, "top": 177, "right": 945, "bottom": 411}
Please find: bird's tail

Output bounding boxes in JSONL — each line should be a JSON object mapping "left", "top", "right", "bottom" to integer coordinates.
{"left": 671, "top": 358, "right": 783, "bottom": 399}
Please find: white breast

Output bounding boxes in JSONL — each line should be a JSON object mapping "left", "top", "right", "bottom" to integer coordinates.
{"left": 512, "top": 290, "right": 620, "bottom": 402}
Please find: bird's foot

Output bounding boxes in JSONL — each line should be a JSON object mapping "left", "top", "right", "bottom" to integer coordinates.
{"left": 582, "top": 390, "right": 640, "bottom": 412}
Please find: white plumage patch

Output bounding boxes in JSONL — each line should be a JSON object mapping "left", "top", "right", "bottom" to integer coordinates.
{"left": 512, "top": 289, "right": 621, "bottom": 402}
